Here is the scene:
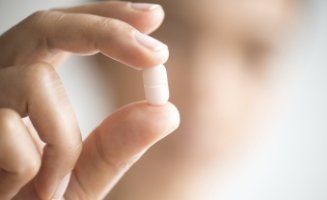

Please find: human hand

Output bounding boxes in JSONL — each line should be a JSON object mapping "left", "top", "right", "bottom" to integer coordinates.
{"left": 0, "top": 1, "right": 179, "bottom": 199}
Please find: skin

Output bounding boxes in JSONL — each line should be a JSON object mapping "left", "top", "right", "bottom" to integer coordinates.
{"left": 0, "top": 0, "right": 298, "bottom": 199}
{"left": 0, "top": 1, "right": 180, "bottom": 200}
{"left": 99, "top": 0, "right": 298, "bottom": 199}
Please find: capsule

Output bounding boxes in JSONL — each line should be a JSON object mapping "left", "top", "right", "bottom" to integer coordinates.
{"left": 142, "top": 64, "right": 169, "bottom": 105}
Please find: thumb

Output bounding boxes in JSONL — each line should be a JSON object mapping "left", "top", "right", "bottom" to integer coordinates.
{"left": 64, "top": 101, "right": 180, "bottom": 199}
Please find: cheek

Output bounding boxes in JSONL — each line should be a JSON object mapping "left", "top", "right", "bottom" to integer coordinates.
{"left": 170, "top": 35, "right": 268, "bottom": 139}
{"left": 188, "top": 62, "right": 253, "bottom": 129}
{"left": 184, "top": 36, "right": 251, "bottom": 126}
{"left": 167, "top": 50, "right": 269, "bottom": 161}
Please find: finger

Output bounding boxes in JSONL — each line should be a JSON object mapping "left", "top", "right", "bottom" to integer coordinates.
{"left": 65, "top": 101, "right": 180, "bottom": 199}
{"left": 0, "top": 63, "right": 82, "bottom": 199}
{"left": 55, "top": 1, "right": 165, "bottom": 34}
{"left": 0, "top": 109, "right": 41, "bottom": 199}
{"left": 18, "top": 10, "right": 168, "bottom": 68}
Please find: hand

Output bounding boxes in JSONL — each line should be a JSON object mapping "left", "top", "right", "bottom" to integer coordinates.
{"left": 0, "top": 1, "right": 180, "bottom": 199}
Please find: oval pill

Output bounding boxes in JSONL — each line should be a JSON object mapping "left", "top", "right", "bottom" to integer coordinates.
{"left": 142, "top": 64, "right": 169, "bottom": 105}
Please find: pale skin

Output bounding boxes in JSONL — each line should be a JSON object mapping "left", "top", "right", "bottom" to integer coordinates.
{"left": 0, "top": 1, "right": 180, "bottom": 200}
{"left": 0, "top": 0, "right": 297, "bottom": 199}
{"left": 101, "top": 0, "right": 297, "bottom": 199}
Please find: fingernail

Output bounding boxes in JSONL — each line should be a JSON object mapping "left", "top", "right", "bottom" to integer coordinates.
{"left": 130, "top": 3, "right": 160, "bottom": 11}
{"left": 134, "top": 31, "right": 168, "bottom": 52}
{"left": 52, "top": 173, "right": 71, "bottom": 200}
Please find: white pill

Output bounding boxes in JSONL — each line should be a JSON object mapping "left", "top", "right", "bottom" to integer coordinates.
{"left": 142, "top": 64, "right": 169, "bottom": 105}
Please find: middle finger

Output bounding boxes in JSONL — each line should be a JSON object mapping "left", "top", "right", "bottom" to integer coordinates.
{"left": 0, "top": 63, "right": 82, "bottom": 199}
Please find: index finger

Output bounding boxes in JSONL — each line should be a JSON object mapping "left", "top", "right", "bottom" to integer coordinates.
{"left": 55, "top": 1, "right": 165, "bottom": 34}
{"left": 22, "top": 9, "right": 169, "bottom": 68}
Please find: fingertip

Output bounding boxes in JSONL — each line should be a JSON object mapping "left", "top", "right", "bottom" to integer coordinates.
{"left": 128, "top": 2, "right": 165, "bottom": 34}
{"left": 145, "top": 101, "right": 180, "bottom": 134}
{"left": 98, "top": 101, "right": 180, "bottom": 150}
{"left": 158, "top": 101, "right": 180, "bottom": 136}
{"left": 122, "top": 101, "right": 180, "bottom": 142}
{"left": 130, "top": 33, "right": 169, "bottom": 68}
{"left": 134, "top": 45, "right": 169, "bottom": 69}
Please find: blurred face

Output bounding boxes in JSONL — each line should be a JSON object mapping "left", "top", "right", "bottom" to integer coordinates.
{"left": 100, "top": 0, "right": 296, "bottom": 163}
{"left": 167, "top": 0, "right": 295, "bottom": 161}
{"left": 99, "top": 0, "right": 297, "bottom": 199}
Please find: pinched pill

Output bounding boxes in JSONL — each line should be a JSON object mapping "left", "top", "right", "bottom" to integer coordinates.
{"left": 142, "top": 64, "right": 169, "bottom": 105}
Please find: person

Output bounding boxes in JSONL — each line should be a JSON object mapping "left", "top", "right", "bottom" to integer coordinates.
{"left": 0, "top": 0, "right": 297, "bottom": 199}
{"left": 103, "top": 0, "right": 298, "bottom": 199}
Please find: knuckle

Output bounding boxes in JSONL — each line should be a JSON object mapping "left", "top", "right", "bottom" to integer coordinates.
{"left": 97, "top": 17, "right": 123, "bottom": 33}
{"left": 18, "top": 159, "right": 40, "bottom": 177}
{"left": 25, "top": 10, "right": 57, "bottom": 27}
{"left": 23, "top": 10, "right": 64, "bottom": 48}
{"left": 0, "top": 109, "right": 20, "bottom": 131}
{"left": 0, "top": 109, "right": 41, "bottom": 180}
{"left": 24, "top": 62, "right": 59, "bottom": 88}
{"left": 26, "top": 158, "right": 41, "bottom": 177}
{"left": 48, "top": 10, "right": 66, "bottom": 24}
{"left": 57, "top": 138, "right": 83, "bottom": 166}
{"left": 14, "top": 158, "right": 41, "bottom": 181}
{"left": 29, "top": 62, "right": 56, "bottom": 76}
{"left": 29, "top": 10, "right": 48, "bottom": 21}
{"left": 28, "top": 9, "right": 65, "bottom": 27}
{"left": 64, "top": 139, "right": 83, "bottom": 157}
{"left": 97, "top": 17, "right": 134, "bottom": 35}
{"left": 24, "top": 10, "right": 48, "bottom": 30}
{"left": 96, "top": 17, "right": 115, "bottom": 28}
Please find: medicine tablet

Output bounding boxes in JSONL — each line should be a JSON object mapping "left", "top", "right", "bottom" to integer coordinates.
{"left": 142, "top": 64, "right": 169, "bottom": 105}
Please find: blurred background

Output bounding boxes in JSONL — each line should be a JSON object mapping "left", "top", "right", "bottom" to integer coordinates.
{"left": 1, "top": 0, "right": 327, "bottom": 199}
